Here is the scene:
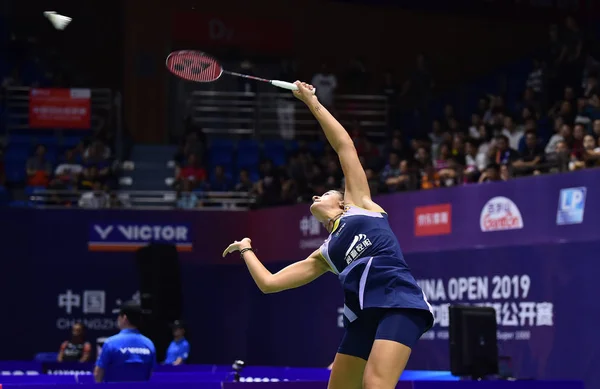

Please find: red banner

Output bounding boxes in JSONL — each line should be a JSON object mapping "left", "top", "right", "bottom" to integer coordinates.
{"left": 29, "top": 88, "right": 91, "bottom": 129}
{"left": 414, "top": 203, "right": 452, "bottom": 237}
{"left": 171, "top": 12, "right": 293, "bottom": 54}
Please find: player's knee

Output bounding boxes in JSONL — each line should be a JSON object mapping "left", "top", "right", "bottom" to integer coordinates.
{"left": 362, "top": 370, "right": 395, "bottom": 389}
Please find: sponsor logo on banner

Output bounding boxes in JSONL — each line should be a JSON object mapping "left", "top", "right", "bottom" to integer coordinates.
{"left": 88, "top": 223, "right": 192, "bottom": 252}
{"left": 480, "top": 196, "right": 523, "bottom": 232}
{"left": 298, "top": 215, "right": 326, "bottom": 250}
{"left": 29, "top": 88, "right": 91, "bottom": 129}
{"left": 414, "top": 204, "right": 452, "bottom": 236}
{"left": 172, "top": 12, "right": 293, "bottom": 53}
{"left": 418, "top": 274, "right": 554, "bottom": 342}
{"left": 556, "top": 187, "right": 586, "bottom": 225}
{"left": 56, "top": 289, "right": 140, "bottom": 331}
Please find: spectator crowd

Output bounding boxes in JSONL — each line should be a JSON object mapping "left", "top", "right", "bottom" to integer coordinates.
{"left": 170, "top": 17, "right": 600, "bottom": 209}
{"left": 2, "top": 16, "right": 599, "bottom": 210}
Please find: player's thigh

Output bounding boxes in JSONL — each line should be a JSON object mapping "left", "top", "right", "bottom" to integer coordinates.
{"left": 330, "top": 309, "right": 380, "bottom": 389}
{"left": 363, "top": 339, "right": 411, "bottom": 389}
{"left": 328, "top": 352, "right": 366, "bottom": 389}
{"left": 363, "top": 309, "right": 430, "bottom": 389}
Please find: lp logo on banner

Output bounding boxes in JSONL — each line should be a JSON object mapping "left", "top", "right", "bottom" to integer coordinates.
{"left": 557, "top": 187, "right": 586, "bottom": 225}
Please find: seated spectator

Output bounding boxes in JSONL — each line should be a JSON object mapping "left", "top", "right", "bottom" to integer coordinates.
{"left": 80, "top": 167, "right": 100, "bottom": 190}
{"left": 57, "top": 322, "right": 92, "bottom": 363}
{"left": 451, "top": 133, "right": 466, "bottom": 165}
{"left": 476, "top": 125, "right": 493, "bottom": 170}
{"left": 83, "top": 144, "right": 111, "bottom": 184}
{"left": 26, "top": 145, "right": 52, "bottom": 187}
{"left": 571, "top": 134, "right": 600, "bottom": 170}
{"left": 381, "top": 154, "right": 411, "bottom": 193}
{"left": 365, "top": 167, "right": 382, "bottom": 196}
{"left": 324, "top": 160, "right": 343, "bottom": 189}
{"left": 177, "top": 179, "right": 199, "bottom": 209}
{"left": 501, "top": 116, "right": 524, "bottom": 151}
{"left": 479, "top": 163, "right": 502, "bottom": 183}
{"left": 434, "top": 142, "right": 452, "bottom": 171}
{"left": 513, "top": 131, "right": 544, "bottom": 176}
{"left": 545, "top": 118, "right": 565, "bottom": 152}
{"left": 492, "top": 135, "right": 520, "bottom": 165}
{"left": 51, "top": 149, "right": 83, "bottom": 189}
{"left": 463, "top": 139, "right": 481, "bottom": 183}
{"left": 438, "top": 157, "right": 460, "bottom": 187}
{"left": 388, "top": 136, "right": 406, "bottom": 160}
{"left": 468, "top": 113, "right": 482, "bottom": 139}
{"left": 177, "top": 154, "right": 207, "bottom": 189}
{"left": 256, "top": 160, "right": 282, "bottom": 207}
{"left": 546, "top": 140, "right": 571, "bottom": 172}
{"left": 429, "top": 120, "right": 444, "bottom": 158}
{"left": 235, "top": 169, "right": 255, "bottom": 193}
{"left": 594, "top": 119, "right": 600, "bottom": 139}
{"left": 575, "top": 97, "right": 592, "bottom": 127}
{"left": 420, "top": 163, "right": 440, "bottom": 190}
{"left": 500, "top": 164, "right": 512, "bottom": 180}
{"left": 571, "top": 123, "right": 586, "bottom": 157}
{"left": 414, "top": 146, "right": 430, "bottom": 173}
{"left": 209, "top": 165, "right": 232, "bottom": 192}
{"left": 79, "top": 181, "right": 110, "bottom": 209}
{"left": 84, "top": 140, "right": 110, "bottom": 160}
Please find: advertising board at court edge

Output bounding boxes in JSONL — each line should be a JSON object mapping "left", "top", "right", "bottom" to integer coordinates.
{"left": 55, "top": 289, "right": 140, "bottom": 332}
{"left": 417, "top": 274, "right": 554, "bottom": 343}
{"left": 414, "top": 203, "right": 452, "bottom": 237}
{"left": 88, "top": 223, "right": 192, "bottom": 252}
{"left": 480, "top": 196, "right": 523, "bottom": 232}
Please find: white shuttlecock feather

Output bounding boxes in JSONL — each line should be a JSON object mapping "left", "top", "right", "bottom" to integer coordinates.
{"left": 44, "top": 11, "right": 72, "bottom": 30}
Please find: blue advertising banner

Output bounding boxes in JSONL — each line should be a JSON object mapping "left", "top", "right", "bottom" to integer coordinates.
{"left": 0, "top": 170, "right": 598, "bottom": 388}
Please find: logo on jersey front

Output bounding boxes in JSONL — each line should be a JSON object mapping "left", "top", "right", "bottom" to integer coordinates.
{"left": 556, "top": 187, "right": 586, "bottom": 225}
{"left": 344, "top": 234, "right": 372, "bottom": 264}
{"left": 480, "top": 197, "right": 523, "bottom": 232}
{"left": 414, "top": 204, "right": 452, "bottom": 237}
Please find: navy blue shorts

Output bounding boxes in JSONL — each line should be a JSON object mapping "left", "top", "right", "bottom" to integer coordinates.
{"left": 337, "top": 308, "right": 432, "bottom": 361}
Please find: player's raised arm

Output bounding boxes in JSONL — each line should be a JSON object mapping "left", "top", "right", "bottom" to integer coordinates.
{"left": 222, "top": 238, "right": 330, "bottom": 294}
{"left": 293, "top": 81, "right": 371, "bottom": 207}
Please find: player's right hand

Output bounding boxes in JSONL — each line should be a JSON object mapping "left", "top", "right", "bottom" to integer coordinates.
{"left": 293, "top": 81, "right": 317, "bottom": 104}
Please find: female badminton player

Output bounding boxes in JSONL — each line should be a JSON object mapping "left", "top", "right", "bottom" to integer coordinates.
{"left": 223, "top": 81, "right": 434, "bottom": 389}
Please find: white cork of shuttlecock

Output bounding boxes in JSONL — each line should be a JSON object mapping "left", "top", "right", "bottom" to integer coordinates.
{"left": 44, "top": 11, "right": 72, "bottom": 30}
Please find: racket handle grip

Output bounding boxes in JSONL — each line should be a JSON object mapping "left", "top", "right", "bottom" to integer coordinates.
{"left": 271, "top": 80, "right": 316, "bottom": 94}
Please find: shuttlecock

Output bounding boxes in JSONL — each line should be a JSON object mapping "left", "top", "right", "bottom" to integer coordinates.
{"left": 44, "top": 11, "right": 72, "bottom": 30}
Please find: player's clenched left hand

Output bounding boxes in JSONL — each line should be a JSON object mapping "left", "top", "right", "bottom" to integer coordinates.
{"left": 222, "top": 237, "right": 252, "bottom": 257}
{"left": 293, "top": 81, "right": 317, "bottom": 104}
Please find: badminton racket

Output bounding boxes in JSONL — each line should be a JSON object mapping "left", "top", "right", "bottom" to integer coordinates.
{"left": 165, "top": 50, "right": 315, "bottom": 93}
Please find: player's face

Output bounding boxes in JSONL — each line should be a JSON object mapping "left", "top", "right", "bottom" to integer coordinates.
{"left": 310, "top": 191, "right": 343, "bottom": 221}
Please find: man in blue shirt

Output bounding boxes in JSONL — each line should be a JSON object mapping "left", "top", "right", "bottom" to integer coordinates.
{"left": 94, "top": 301, "right": 156, "bottom": 382}
{"left": 163, "top": 320, "right": 190, "bottom": 365}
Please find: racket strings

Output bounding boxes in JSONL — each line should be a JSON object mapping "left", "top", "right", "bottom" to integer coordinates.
{"left": 167, "top": 52, "right": 222, "bottom": 83}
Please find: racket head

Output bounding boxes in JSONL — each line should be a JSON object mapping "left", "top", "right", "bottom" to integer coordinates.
{"left": 166, "top": 50, "right": 224, "bottom": 83}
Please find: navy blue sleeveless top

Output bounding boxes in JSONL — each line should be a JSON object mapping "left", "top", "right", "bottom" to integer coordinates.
{"left": 319, "top": 205, "right": 433, "bottom": 326}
